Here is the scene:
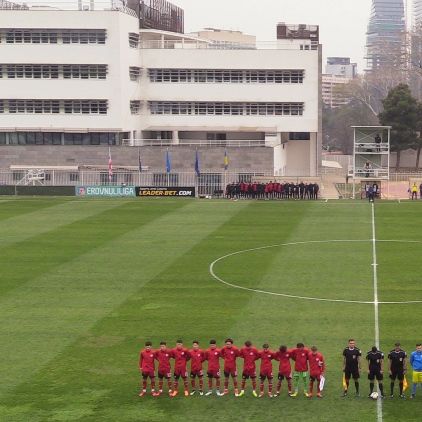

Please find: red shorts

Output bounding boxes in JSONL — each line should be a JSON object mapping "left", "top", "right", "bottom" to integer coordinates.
{"left": 207, "top": 369, "right": 221, "bottom": 378}
{"left": 310, "top": 373, "right": 322, "bottom": 382}
{"left": 242, "top": 369, "right": 256, "bottom": 379}
{"left": 174, "top": 369, "right": 188, "bottom": 379}
{"left": 190, "top": 370, "right": 204, "bottom": 378}
{"left": 224, "top": 368, "right": 237, "bottom": 377}
{"left": 141, "top": 370, "right": 155, "bottom": 379}
{"left": 260, "top": 369, "right": 273, "bottom": 379}
{"left": 158, "top": 370, "right": 171, "bottom": 379}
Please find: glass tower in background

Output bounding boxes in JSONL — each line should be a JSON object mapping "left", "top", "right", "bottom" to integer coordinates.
{"left": 366, "top": 0, "right": 406, "bottom": 71}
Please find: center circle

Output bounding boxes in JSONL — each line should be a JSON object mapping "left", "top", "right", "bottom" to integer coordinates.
{"left": 209, "top": 239, "right": 422, "bottom": 305}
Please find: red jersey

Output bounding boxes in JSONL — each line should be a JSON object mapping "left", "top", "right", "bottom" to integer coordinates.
{"left": 139, "top": 349, "right": 155, "bottom": 372}
{"left": 172, "top": 348, "right": 190, "bottom": 372}
{"left": 220, "top": 346, "right": 240, "bottom": 370}
{"left": 275, "top": 350, "right": 292, "bottom": 375}
{"left": 308, "top": 352, "right": 325, "bottom": 376}
{"left": 154, "top": 349, "right": 173, "bottom": 373}
{"left": 205, "top": 348, "right": 221, "bottom": 371}
{"left": 189, "top": 349, "right": 206, "bottom": 372}
{"left": 260, "top": 350, "right": 276, "bottom": 372}
{"left": 239, "top": 347, "right": 260, "bottom": 371}
{"left": 290, "top": 348, "right": 310, "bottom": 372}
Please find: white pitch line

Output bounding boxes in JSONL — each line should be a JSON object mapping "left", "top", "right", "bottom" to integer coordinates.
{"left": 371, "top": 203, "right": 382, "bottom": 422}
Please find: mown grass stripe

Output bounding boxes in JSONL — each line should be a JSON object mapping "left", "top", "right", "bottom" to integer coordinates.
{"left": 0, "top": 200, "right": 247, "bottom": 413}
{"left": 0, "top": 199, "right": 125, "bottom": 249}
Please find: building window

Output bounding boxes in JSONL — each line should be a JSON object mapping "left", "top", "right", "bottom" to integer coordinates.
{"left": 100, "top": 172, "right": 117, "bottom": 184}
{"left": 148, "top": 68, "right": 305, "bottom": 84}
{"left": 62, "top": 64, "right": 107, "bottom": 79}
{"left": 130, "top": 100, "right": 141, "bottom": 115}
{"left": 62, "top": 29, "right": 106, "bottom": 44}
{"left": 4, "top": 64, "right": 106, "bottom": 79}
{"left": 129, "top": 66, "right": 142, "bottom": 81}
{"left": 289, "top": 132, "right": 310, "bottom": 140}
{"left": 149, "top": 101, "right": 304, "bottom": 116}
{"left": 0, "top": 29, "right": 106, "bottom": 44}
{"left": 0, "top": 99, "right": 107, "bottom": 115}
{"left": 63, "top": 100, "right": 108, "bottom": 115}
{"left": 129, "top": 32, "right": 140, "bottom": 48}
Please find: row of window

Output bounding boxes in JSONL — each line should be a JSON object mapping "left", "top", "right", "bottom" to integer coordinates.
{"left": 148, "top": 69, "right": 305, "bottom": 84}
{"left": 149, "top": 102, "right": 304, "bottom": 116}
{"left": 0, "top": 100, "right": 108, "bottom": 114}
{"left": 0, "top": 132, "right": 118, "bottom": 145}
{"left": 0, "top": 29, "right": 107, "bottom": 44}
{"left": 0, "top": 64, "right": 108, "bottom": 79}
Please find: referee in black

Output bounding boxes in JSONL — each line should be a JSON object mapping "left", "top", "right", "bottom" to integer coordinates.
{"left": 342, "top": 339, "right": 362, "bottom": 397}
{"left": 388, "top": 342, "right": 407, "bottom": 398}
{"left": 366, "top": 346, "right": 385, "bottom": 398}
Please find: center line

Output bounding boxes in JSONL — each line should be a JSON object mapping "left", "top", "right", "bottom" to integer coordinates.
{"left": 371, "top": 202, "right": 382, "bottom": 422}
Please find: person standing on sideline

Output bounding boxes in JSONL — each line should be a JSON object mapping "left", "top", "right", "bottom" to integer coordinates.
{"left": 419, "top": 182, "right": 422, "bottom": 199}
{"left": 374, "top": 133, "right": 381, "bottom": 152}
{"left": 388, "top": 342, "right": 407, "bottom": 398}
{"left": 366, "top": 346, "right": 385, "bottom": 398}
{"left": 410, "top": 344, "right": 422, "bottom": 399}
{"left": 342, "top": 339, "right": 362, "bottom": 397}
{"left": 368, "top": 185, "right": 375, "bottom": 203}
{"left": 411, "top": 183, "right": 418, "bottom": 200}
{"left": 290, "top": 343, "right": 310, "bottom": 397}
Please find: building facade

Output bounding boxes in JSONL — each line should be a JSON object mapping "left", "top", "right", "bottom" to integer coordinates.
{"left": 0, "top": 2, "right": 321, "bottom": 177}
{"left": 325, "top": 57, "right": 357, "bottom": 78}
{"left": 321, "top": 74, "right": 352, "bottom": 108}
{"left": 366, "top": 0, "right": 406, "bottom": 71}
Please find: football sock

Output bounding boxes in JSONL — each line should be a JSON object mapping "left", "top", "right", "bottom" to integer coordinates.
{"left": 379, "top": 383, "right": 384, "bottom": 396}
{"left": 151, "top": 380, "right": 155, "bottom": 390}
{"left": 142, "top": 380, "right": 147, "bottom": 390}
{"left": 309, "top": 380, "right": 314, "bottom": 393}
{"left": 268, "top": 381, "right": 273, "bottom": 393}
{"left": 167, "top": 380, "right": 172, "bottom": 390}
{"left": 174, "top": 381, "right": 179, "bottom": 391}
{"left": 354, "top": 381, "right": 359, "bottom": 393}
{"left": 287, "top": 379, "right": 292, "bottom": 392}
{"left": 183, "top": 379, "right": 188, "bottom": 390}
{"left": 260, "top": 382, "right": 264, "bottom": 393}
{"left": 390, "top": 382, "right": 394, "bottom": 395}
{"left": 208, "top": 379, "right": 213, "bottom": 389}
{"left": 233, "top": 379, "right": 238, "bottom": 389}
{"left": 399, "top": 382, "right": 403, "bottom": 395}
{"left": 216, "top": 379, "right": 220, "bottom": 389}
{"left": 159, "top": 380, "right": 163, "bottom": 390}
{"left": 199, "top": 378, "right": 203, "bottom": 390}
{"left": 191, "top": 379, "right": 196, "bottom": 389}
{"left": 370, "top": 382, "right": 374, "bottom": 394}
{"left": 252, "top": 380, "right": 257, "bottom": 390}
{"left": 241, "top": 380, "right": 246, "bottom": 390}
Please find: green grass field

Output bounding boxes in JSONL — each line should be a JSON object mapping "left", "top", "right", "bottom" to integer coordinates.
{"left": 1, "top": 197, "right": 422, "bottom": 422}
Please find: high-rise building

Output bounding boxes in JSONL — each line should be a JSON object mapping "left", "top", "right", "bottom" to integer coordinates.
{"left": 366, "top": 0, "right": 406, "bottom": 71}
{"left": 413, "top": 0, "right": 422, "bottom": 27}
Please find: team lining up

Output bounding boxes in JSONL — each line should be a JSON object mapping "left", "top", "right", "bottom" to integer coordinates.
{"left": 139, "top": 339, "right": 419, "bottom": 399}
{"left": 139, "top": 339, "right": 325, "bottom": 398}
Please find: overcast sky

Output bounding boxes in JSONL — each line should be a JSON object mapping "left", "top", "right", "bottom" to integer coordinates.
{"left": 169, "top": 0, "right": 411, "bottom": 74}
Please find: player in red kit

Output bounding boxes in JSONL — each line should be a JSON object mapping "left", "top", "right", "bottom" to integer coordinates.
{"left": 189, "top": 340, "right": 205, "bottom": 396}
{"left": 170, "top": 340, "right": 191, "bottom": 397}
{"left": 259, "top": 344, "right": 276, "bottom": 397}
{"left": 204, "top": 339, "right": 222, "bottom": 396}
{"left": 290, "top": 343, "right": 311, "bottom": 397}
{"left": 308, "top": 346, "right": 325, "bottom": 398}
{"left": 274, "top": 345, "right": 293, "bottom": 396}
{"left": 154, "top": 341, "right": 173, "bottom": 396}
{"left": 220, "top": 338, "right": 240, "bottom": 396}
{"left": 239, "top": 340, "right": 260, "bottom": 397}
{"left": 139, "top": 341, "right": 156, "bottom": 397}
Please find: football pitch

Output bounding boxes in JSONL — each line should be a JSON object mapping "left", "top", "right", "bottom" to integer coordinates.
{"left": 1, "top": 197, "right": 422, "bottom": 422}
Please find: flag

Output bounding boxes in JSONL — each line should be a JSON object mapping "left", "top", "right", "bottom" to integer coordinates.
{"left": 319, "top": 375, "right": 325, "bottom": 391}
{"left": 342, "top": 374, "right": 347, "bottom": 390}
{"left": 108, "top": 146, "right": 113, "bottom": 182}
{"left": 403, "top": 376, "right": 408, "bottom": 391}
{"left": 194, "top": 150, "right": 200, "bottom": 177}
{"left": 138, "top": 148, "right": 142, "bottom": 172}
{"left": 224, "top": 149, "right": 229, "bottom": 170}
{"left": 165, "top": 149, "right": 171, "bottom": 173}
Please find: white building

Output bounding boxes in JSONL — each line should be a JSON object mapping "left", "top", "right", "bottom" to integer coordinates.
{"left": 325, "top": 57, "right": 357, "bottom": 78}
{"left": 413, "top": 0, "right": 422, "bottom": 27}
{"left": 0, "top": 2, "right": 321, "bottom": 176}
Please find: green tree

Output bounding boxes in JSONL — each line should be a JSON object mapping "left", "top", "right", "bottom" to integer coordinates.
{"left": 414, "top": 102, "right": 422, "bottom": 169}
{"left": 378, "top": 84, "right": 418, "bottom": 170}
